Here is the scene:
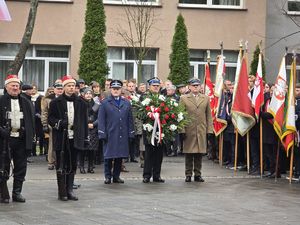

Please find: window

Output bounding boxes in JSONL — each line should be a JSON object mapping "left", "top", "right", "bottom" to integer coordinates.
{"left": 178, "top": 0, "right": 244, "bottom": 9}
{"left": 104, "top": 0, "right": 160, "bottom": 6}
{"left": 189, "top": 49, "right": 238, "bottom": 82}
{"left": 107, "top": 47, "right": 157, "bottom": 83}
{"left": 287, "top": 0, "right": 300, "bottom": 14}
{"left": 0, "top": 44, "right": 69, "bottom": 92}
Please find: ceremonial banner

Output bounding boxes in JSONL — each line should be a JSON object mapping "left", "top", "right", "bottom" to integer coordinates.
{"left": 0, "top": 0, "right": 11, "bottom": 21}
{"left": 251, "top": 53, "right": 264, "bottom": 119}
{"left": 231, "top": 54, "right": 256, "bottom": 136}
{"left": 214, "top": 55, "right": 227, "bottom": 134}
{"left": 281, "top": 58, "right": 296, "bottom": 153}
{"left": 268, "top": 56, "right": 287, "bottom": 138}
{"left": 204, "top": 63, "right": 224, "bottom": 135}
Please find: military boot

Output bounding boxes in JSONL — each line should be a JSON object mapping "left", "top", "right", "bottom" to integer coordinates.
{"left": 12, "top": 180, "right": 26, "bottom": 203}
{"left": 66, "top": 173, "right": 78, "bottom": 201}
{"left": 0, "top": 180, "right": 10, "bottom": 203}
{"left": 56, "top": 172, "right": 68, "bottom": 201}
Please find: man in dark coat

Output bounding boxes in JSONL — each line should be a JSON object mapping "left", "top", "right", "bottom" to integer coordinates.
{"left": 142, "top": 77, "right": 166, "bottom": 183}
{"left": 48, "top": 75, "right": 88, "bottom": 201}
{"left": 98, "top": 80, "right": 135, "bottom": 184}
{"left": 0, "top": 75, "right": 35, "bottom": 203}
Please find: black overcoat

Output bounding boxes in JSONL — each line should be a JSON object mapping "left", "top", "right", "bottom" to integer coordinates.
{"left": 48, "top": 94, "right": 88, "bottom": 151}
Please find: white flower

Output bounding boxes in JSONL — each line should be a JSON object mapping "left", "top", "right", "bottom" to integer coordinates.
{"left": 177, "top": 112, "right": 184, "bottom": 122}
{"left": 170, "top": 99, "right": 178, "bottom": 107}
{"left": 141, "top": 98, "right": 151, "bottom": 106}
{"left": 169, "top": 124, "right": 177, "bottom": 131}
{"left": 173, "top": 102, "right": 178, "bottom": 107}
{"left": 131, "top": 95, "right": 139, "bottom": 102}
{"left": 158, "top": 95, "right": 166, "bottom": 101}
{"left": 143, "top": 124, "right": 153, "bottom": 132}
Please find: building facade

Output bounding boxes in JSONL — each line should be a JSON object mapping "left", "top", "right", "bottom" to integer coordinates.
{"left": 0, "top": 0, "right": 266, "bottom": 91}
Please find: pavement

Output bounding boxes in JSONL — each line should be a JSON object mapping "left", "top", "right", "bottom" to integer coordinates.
{"left": 0, "top": 155, "right": 300, "bottom": 225}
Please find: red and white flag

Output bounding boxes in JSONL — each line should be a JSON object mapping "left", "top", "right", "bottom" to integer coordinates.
{"left": 251, "top": 53, "right": 264, "bottom": 119}
{"left": 231, "top": 53, "right": 256, "bottom": 136}
{"left": 268, "top": 56, "right": 287, "bottom": 138}
{"left": 204, "top": 63, "right": 224, "bottom": 135}
{"left": 0, "top": 0, "right": 11, "bottom": 21}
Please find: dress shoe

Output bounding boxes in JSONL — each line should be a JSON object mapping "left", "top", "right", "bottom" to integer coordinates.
{"left": 263, "top": 172, "right": 274, "bottom": 178}
{"left": 142, "top": 178, "right": 150, "bottom": 183}
{"left": 140, "top": 164, "right": 144, "bottom": 168}
{"left": 185, "top": 176, "right": 191, "bottom": 182}
{"left": 48, "top": 165, "right": 55, "bottom": 170}
{"left": 1, "top": 198, "right": 10, "bottom": 204}
{"left": 194, "top": 176, "right": 205, "bottom": 182}
{"left": 269, "top": 173, "right": 281, "bottom": 179}
{"left": 113, "top": 177, "right": 124, "bottom": 183}
{"left": 153, "top": 177, "right": 165, "bottom": 183}
{"left": 87, "top": 168, "right": 95, "bottom": 174}
{"left": 121, "top": 166, "right": 129, "bottom": 172}
{"left": 104, "top": 178, "right": 111, "bottom": 184}
{"left": 12, "top": 194, "right": 26, "bottom": 203}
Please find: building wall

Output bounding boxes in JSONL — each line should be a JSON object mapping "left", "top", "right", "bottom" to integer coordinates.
{"left": 0, "top": 0, "right": 266, "bottom": 83}
{"left": 266, "top": 0, "right": 300, "bottom": 83}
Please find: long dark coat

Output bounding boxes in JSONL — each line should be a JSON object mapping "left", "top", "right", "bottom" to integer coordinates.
{"left": 98, "top": 95, "right": 135, "bottom": 159}
{"left": 261, "top": 93, "right": 277, "bottom": 144}
{"left": 48, "top": 94, "right": 88, "bottom": 152}
{"left": 0, "top": 93, "right": 35, "bottom": 151}
{"left": 86, "top": 99, "right": 99, "bottom": 151}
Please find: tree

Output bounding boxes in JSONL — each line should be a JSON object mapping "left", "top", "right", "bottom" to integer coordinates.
{"left": 7, "top": 0, "right": 39, "bottom": 75}
{"left": 78, "top": 0, "right": 109, "bottom": 87}
{"left": 168, "top": 14, "right": 190, "bottom": 86}
{"left": 250, "top": 44, "right": 266, "bottom": 81}
{"left": 115, "top": 0, "right": 159, "bottom": 83}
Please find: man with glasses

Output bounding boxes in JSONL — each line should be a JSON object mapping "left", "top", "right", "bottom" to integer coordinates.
{"left": 180, "top": 78, "right": 213, "bottom": 182}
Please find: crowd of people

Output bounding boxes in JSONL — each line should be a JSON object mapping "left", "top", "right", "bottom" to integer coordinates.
{"left": 0, "top": 72, "right": 299, "bottom": 204}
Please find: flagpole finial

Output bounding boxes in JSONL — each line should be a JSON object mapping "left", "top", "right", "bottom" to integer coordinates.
{"left": 207, "top": 50, "right": 211, "bottom": 63}
{"left": 292, "top": 50, "right": 297, "bottom": 58}
{"left": 239, "top": 40, "right": 243, "bottom": 48}
{"left": 285, "top": 46, "right": 288, "bottom": 55}
{"left": 245, "top": 41, "right": 249, "bottom": 53}
{"left": 220, "top": 41, "right": 224, "bottom": 55}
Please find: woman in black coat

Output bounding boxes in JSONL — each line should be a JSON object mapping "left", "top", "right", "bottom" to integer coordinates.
{"left": 78, "top": 88, "right": 99, "bottom": 174}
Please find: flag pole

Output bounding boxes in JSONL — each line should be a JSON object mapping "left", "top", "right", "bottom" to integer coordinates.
{"left": 234, "top": 130, "right": 238, "bottom": 172}
{"left": 289, "top": 146, "right": 294, "bottom": 184}
{"left": 275, "top": 139, "right": 280, "bottom": 182}
{"left": 260, "top": 117, "right": 263, "bottom": 178}
{"left": 219, "top": 133, "right": 223, "bottom": 167}
{"left": 247, "top": 132, "right": 250, "bottom": 174}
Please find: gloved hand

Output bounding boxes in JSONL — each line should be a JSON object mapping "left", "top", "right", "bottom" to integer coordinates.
{"left": 0, "top": 127, "right": 10, "bottom": 139}
{"left": 43, "top": 126, "right": 49, "bottom": 133}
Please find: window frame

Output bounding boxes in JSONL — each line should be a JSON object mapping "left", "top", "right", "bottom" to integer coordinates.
{"left": 287, "top": 0, "right": 300, "bottom": 15}
{"left": 0, "top": 44, "right": 70, "bottom": 93}
{"left": 103, "top": 0, "right": 161, "bottom": 6}
{"left": 178, "top": 0, "right": 245, "bottom": 10}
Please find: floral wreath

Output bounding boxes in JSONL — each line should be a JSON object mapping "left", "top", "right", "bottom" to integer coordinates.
{"left": 131, "top": 94, "right": 189, "bottom": 145}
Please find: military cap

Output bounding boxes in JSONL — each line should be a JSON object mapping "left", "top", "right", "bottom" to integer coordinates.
{"left": 147, "top": 77, "right": 160, "bottom": 85}
{"left": 21, "top": 84, "right": 33, "bottom": 91}
{"left": 110, "top": 79, "right": 123, "bottom": 88}
{"left": 188, "top": 78, "right": 201, "bottom": 85}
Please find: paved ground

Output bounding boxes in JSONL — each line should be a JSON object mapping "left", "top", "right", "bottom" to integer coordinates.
{"left": 0, "top": 155, "right": 300, "bottom": 225}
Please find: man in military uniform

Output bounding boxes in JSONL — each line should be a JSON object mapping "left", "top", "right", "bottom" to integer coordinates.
{"left": 180, "top": 78, "right": 213, "bottom": 182}
{"left": 142, "top": 78, "right": 166, "bottom": 183}
{"left": 48, "top": 75, "right": 88, "bottom": 201}
{"left": 0, "top": 75, "right": 35, "bottom": 203}
{"left": 98, "top": 80, "right": 135, "bottom": 184}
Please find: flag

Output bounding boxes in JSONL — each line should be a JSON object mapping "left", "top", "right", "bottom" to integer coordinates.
{"left": 281, "top": 58, "right": 297, "bottom": 153}
{"left": 214, "top": 55, "right": 227, "bottom": 134}
{"left": 204, "top": 63, "right": 224, "bottom": 135}
{"left": 268, "top": 56, "right": 287, "bottom": 138}
{"left": 0, "top": 0, "right": 11, "bottom": 21}
{"left": 251, "top": 53, "right": 264, "bottom": 119}
{"left": 231, "top": 53, "right": 256, "bottom": 136}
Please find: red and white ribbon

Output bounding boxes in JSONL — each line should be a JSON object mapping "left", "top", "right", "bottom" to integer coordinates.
{"left": 147, "top": 106, "right": 162, "bottom": 145}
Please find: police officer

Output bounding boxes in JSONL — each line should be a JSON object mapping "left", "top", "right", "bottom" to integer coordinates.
{"left": 142, "top": 77, "right": 166, "bottom": 183}
{"left": 98, "top": 80, "right": 135, "bottom": 184}
{"left": 0, "top": 75, "right": 35, "bottom": 203}
{"left": 48, "top": 75, "right": 88, "bottom": 201}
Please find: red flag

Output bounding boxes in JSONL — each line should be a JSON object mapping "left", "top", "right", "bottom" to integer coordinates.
{"left": 231, "top": 54, "right": 256, "bottom": 136}
{"left": 204, "top": 63, "right": 224, "bottom": 135}
{"left": 251, "top": 53, "right": 264, "bottom": 119}
{"left": 0, "top": 0, "right": 11, "bottom": 21}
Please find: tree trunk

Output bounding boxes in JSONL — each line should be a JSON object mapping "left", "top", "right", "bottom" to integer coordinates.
{"left": 7, "top": 0, "right": 39, "bottom": 75}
